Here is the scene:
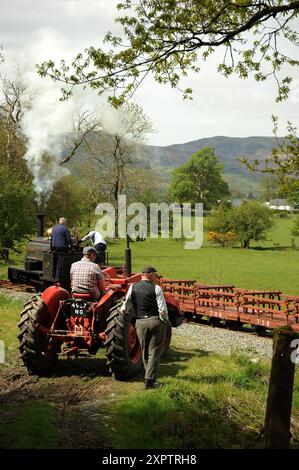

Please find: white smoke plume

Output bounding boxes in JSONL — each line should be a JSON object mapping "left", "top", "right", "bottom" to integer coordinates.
{"left": 11, "top": 30, "right": 151, "bottom": 209}
{"left": 20, "top": 70, "right": 99, "bottom": 208}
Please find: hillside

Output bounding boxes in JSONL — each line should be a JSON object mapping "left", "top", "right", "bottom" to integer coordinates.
{"left": 141, "top": 136, "right": 277, "bottom": 169}
{"left": 138, "top": 136, "right": 280, "bottom": 196}
{"left": 69, "top": 135, "right": 280, "bottom": 197}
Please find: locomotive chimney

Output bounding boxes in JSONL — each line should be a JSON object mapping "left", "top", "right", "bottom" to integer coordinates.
{"left": 36, "top": 214, "right": 45, "bottom": 237}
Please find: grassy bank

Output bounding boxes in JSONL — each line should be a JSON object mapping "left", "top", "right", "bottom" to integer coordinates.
{"left": 1, "top": 293, "right": 299, "bottom": 449}
{"left": 105, "top": 352, "right": 270, "bottom": 449}
{"left": 101, "top": 348, "right": 299, "bottom": 449}
{"left": 0, "top": 401, "right": 60, "bottom": 449}
{"left": 0, "top": 295, "right": 24, "bottom": 365}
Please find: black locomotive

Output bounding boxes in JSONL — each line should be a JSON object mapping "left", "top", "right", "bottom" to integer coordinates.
{"left": 8, "top": 214, "right": 108, "bottom": 291}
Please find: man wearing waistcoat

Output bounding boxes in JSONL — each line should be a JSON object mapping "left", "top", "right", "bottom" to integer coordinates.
{"left": 121, "top": 266, "right": 169, "bottom": 390}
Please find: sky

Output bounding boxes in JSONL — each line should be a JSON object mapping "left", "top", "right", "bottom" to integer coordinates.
{"left": 1, "top": 0, "right": 299, "bottom": 146}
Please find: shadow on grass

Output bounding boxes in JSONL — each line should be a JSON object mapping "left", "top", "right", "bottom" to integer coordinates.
{"left": 160, "top": 347, "right": 210, "bottom": 378}
{"left": 251, "top": 246, "right": 296, "bottom": 251}
{"left": 52, "top": 346, "right": 206, "bottom": 381}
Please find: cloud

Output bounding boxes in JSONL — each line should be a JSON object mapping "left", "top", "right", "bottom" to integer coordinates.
{"left": 1, "top": 0, "right": 298, "bottom": 146}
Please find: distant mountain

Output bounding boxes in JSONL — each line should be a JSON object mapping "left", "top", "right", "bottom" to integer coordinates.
{"left": 69, "top": 134, "right": 280, "bottom": 197}
{"left": 138, "top": 136, "right": 280, "bottom": 196}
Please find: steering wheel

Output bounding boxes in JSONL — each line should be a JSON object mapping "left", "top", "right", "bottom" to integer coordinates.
{"left": 102, "top": 271, "right": 111, "bottom": 289}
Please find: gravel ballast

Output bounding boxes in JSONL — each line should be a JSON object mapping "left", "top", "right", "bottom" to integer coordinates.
{"left": 173, "top": 321, "right": 273, "bottom": 360}
{"left": 0, "top": 288, "right": 33, "bottom": 302}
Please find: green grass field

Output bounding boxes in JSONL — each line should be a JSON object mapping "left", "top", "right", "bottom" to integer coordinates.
{"left": 1, "top": 214, "right": 298, "bottom": 294}
{"left": 106, "top": 214, "right": 299, "bottom": 295}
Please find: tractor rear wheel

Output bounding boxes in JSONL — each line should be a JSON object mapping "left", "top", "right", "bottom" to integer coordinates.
{"left": 18, "top": 295, "right": 60, "bottom": 376}
{"left": 105, "top": 299, "right": 143, "bottom": 380}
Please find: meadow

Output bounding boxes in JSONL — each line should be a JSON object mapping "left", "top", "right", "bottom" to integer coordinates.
{"left": 1, "top": 213, "right": 298, "bottom": 294}
{"left": 107, "top": 214, "right": 299, "bottom": 295}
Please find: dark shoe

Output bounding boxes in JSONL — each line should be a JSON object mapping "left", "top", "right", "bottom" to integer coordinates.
{"left": 144, "top": 381, "right": 163, "bottom": 390}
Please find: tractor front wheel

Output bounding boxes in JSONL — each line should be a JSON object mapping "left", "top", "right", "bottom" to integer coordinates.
{"left": 18, "top": 295, "right": 60, "bottom": 376}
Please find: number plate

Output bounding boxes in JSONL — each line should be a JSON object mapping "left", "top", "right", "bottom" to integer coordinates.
{"left": 71, "top": 301, "right": 90, "bottom": 316}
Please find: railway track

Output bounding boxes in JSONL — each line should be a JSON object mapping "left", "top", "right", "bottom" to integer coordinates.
{"left": 185, "top": 312, "right": 273, "bottom": 338}
{"left": 0, "top": 279, "right": 36, "bottom": 293}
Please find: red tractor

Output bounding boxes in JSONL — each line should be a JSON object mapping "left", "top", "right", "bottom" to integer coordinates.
{"left": 18, "top": 266, "right": 183, "bottom": 379}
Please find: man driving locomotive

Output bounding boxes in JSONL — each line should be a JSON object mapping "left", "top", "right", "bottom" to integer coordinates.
{"left": 70, "top": 246, "right": 105, "bottom": 299}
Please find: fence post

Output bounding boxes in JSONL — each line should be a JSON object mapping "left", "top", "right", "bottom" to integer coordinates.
{"left": 264, "top": 326, "right": 298, "bottom": 448}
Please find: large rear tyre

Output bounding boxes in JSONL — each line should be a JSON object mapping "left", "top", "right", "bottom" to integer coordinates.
{"left": 105, "top": 299, "right": 143, "bottom": 380}
{"left": 18, "top": 295, "right": 59, "bottom": 376}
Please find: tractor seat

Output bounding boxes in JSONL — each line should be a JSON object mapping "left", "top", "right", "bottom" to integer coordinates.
{"left": 72, "top": 292, "right": 94, "bottom": 300}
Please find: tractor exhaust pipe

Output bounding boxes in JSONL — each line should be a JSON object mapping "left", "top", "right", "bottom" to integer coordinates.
{"left": 125, "top": 234, "right": 132, "bottom": 277}
{"left": 36, "top": 214, "right": 45, "bottom": 237}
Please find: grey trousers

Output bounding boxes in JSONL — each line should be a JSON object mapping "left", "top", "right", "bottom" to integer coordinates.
{"left": 136, "top": 316, "right": 166, "bottom": 383}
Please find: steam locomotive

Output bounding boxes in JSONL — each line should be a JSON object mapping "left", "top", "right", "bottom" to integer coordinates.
{"left": 8, "top": 214, "right": 108, "bottom": 291}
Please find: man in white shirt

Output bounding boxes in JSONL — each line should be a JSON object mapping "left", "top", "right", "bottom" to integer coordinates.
{"left": 81, "top": 230, "right": 107, "bottom": 264}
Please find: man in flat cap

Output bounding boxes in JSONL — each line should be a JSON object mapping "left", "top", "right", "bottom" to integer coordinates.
{"left": 70, "top": 246, "right": 105, "bottom": 299}
{"left": 121, "top": 266, "right": 169, "bottom": 390}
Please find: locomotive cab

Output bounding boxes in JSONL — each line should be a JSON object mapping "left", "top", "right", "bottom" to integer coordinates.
{"left": 8, "top": 234, "right": 83, "bottom": 291}
{"left": 7, "top": 214, "right": 107, "bottom": 291}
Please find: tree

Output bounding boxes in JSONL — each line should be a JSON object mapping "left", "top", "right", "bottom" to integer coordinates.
{"left": 45, "top": 175, "right": 93, "bottom": 229}
{"left": 38, "top": 1, "right": 299, "bottom": 104}
{"left": 234, "top": 201, "right": 274, "bottom": 247}
{"left": 0, "top": 74, "right": 37, "bottom": 258}
{"left": 279, "top": 176, "right": 299, "bottom": 204}
{"left": 208, "top": 200, "right": 274, "bottom": 248}
{"left": 0, "top": 72, "right": 100, "bottom": 254}
{"left": 208, "top": 201, "right": 234, "bottom": 231}
{"left": 242, "top": 116, "right": 299, "bottom": 199}
{"left": 74, "top": 102, "right": 154, "bottom": 235}
{"left": 0, "top": 165, "right": 35, "bottom": 257}
{"left": 169, "top": 147, "right": 230, "bottom": 209}
{"left": 125, "top": 167, "right": 168, "bottom": 205}
{"left": 0, "top": 74, "right": 29, "bottom": 173}
{"left": 260, "top": 175, "right": 281, "bottom": 202}
{"left": 242, "top": 117, "right": 299, "bottom": 176}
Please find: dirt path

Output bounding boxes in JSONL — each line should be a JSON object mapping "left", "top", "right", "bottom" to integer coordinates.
{"left": 0, "top": 358, "right": 141, "bottom": 448}
{"left": 0, "top": 287, "right": 142, "bottom": 448}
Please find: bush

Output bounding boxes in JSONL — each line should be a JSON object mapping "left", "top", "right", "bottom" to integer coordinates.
{"left": 207, "top": 231, "right": 237, "bottom": 247}
{"left": 208, "top": 201, "right": 274, "bottom": 248}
